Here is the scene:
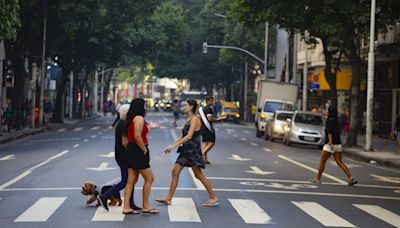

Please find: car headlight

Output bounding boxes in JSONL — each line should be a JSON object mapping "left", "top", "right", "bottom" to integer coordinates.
{"left": 236, "top": 113, "right": 240, "bottom": 118}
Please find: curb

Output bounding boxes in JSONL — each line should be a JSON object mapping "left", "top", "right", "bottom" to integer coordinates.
{"left": 343, "top": 147, "right": 400, "bottom": 169}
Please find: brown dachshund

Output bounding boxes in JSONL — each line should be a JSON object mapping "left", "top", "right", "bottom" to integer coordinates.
{"left": 80, "top": 181, "right": 122, "bottom": 206}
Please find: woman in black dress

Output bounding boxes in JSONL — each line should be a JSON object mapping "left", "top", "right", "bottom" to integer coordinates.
{"left": 311, "top": 107, "right": 357, "bottom": 185}
{"left": 156, "top": 99, "right": 218, "bottom": 206}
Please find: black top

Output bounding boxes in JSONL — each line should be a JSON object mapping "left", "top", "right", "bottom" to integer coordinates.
{"left": 201, "top": 105, "right": 215, "bottom": 131}
{"left": 325, "top": 117, "right": 341, "bottom": 145}
{"left": 115, "top": 119, "right": 127, "bottom": 165}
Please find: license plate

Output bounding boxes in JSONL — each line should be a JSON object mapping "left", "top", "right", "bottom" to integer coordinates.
{"left": 303, "top": 136, "right": 314, "bottom": 142}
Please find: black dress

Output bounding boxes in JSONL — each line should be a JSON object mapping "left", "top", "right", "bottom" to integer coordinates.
{"left": 175, "top": 122, "right": 205, "bottom": 169}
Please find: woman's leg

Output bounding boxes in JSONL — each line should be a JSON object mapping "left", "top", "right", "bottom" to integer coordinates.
{"left": 313, "top": 151, "right": 332, "bottom": 182}
{"left": 138, "top": 168, "right": 155, "bottom": 211}
{"left": 123, "top": 168, "right": 139, "bottom": 212}
{"left": 333, "top": 152, "right": 352, "bottom": 179}
{"left": 191, "top": 167, "right": 217, "bottom": 201}
{"left": 155, "top": 164, "right": 184, "bottom": 205}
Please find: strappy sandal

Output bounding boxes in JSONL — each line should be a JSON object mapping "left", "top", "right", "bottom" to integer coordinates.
{"left": 310, "top": 179, "right": 321, "bottom": 184}
{"left": 141, "top": 208, "right": 159, "bottom": 214}
{"left": 202, "top": 199, "right": 219, "bottom": 207}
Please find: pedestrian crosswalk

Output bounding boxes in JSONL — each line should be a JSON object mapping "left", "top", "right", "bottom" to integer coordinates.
{"left": 7, "top": 196, "right": 400, "bottom": 226}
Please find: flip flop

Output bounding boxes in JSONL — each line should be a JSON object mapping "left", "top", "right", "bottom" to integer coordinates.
{"left": 155, "top": 198, "right": 171, "bottom": 205}
{"left": 141, "top": 208, "right": 159, "bottom": 214}
{"left": 310, "top": 179, "right": 321, "bottom": 184}
{"left": 122, "top": 210, "right": 140, "bottom": 215}
{"left": 202, "top": 200, "right": 219, "bottom": 207}
{"left": 348, "top": 177, "right": 358, "bottom": 186}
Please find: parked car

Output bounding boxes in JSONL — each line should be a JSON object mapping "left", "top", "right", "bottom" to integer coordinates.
{"left": 283, "top": 111, "right": 325, "bottom": 148}
{"left": 221, "top": 101, "right": 240, "bottom": 123}
{"left": 265, "top": 110, "right": 294, "bottom": 141}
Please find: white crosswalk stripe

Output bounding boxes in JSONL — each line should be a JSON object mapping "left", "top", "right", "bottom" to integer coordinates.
{"left": 73, "top": 127, "right": 83, "bottom": 131}
{"left": 353, "top": 204, "right": 400, "bottom": 227}
{"left": 91, "top": 126, "right": 101, "bottom": 130}
{"left": 292, "top": 201, "right": 355, "bottom": 227}
{"left": 57, "top": 128, "right": 66, "bottom": 132}
{"left": 14, "top": 197, "right": 66, "bottom": 222}
{"left": 168, "top": 198, "right": 201, "bottom": 223}
{"left": 92, "top": 205, "right": 125, "bottom": 221}
{"left": 229, "top": 199, "right": 271, "bottom": 224}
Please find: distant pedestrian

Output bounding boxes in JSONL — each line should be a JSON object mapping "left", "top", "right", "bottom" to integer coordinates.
{"left": 199, "top": 96, "right": 225, "bottom": 164}
{"left": 97, "top": 104, "right": 141, "bottom": 212}
{"left": 123, "top": 98, "right": 159, "bottom": 215}
{"left": 172, "top": 99, "right": 180, "bottom": 127}
{"left": 156, "top": 99, "right": 218, "bottom": 206}
{"left": 311, "top": 107, "right": 357, "bottom": 186}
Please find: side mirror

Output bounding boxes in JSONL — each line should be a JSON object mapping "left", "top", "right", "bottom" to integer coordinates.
{"left": 257, "top": 108, "right": 261, "bottom": 112}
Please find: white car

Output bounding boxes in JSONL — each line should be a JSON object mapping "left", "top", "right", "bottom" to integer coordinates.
{"left": 283, "top": 111, "right": 325, "bottom": 148}
{"left": 265, "top": 110, "right": 294, "bottom": 141}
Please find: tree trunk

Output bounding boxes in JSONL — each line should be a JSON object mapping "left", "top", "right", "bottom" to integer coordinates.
{"left": 52, "top": 67, "right": 70, "bottom": 123}
{"left": 346, "top": 57, "right": 362, "bottom": 146}
{"left": 321, "top": 38, "right": 338, "bottom": 109}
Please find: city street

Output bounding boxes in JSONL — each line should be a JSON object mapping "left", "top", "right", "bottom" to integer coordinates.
{"left": 0, "top": 112, "right": 399, "bottom": 228}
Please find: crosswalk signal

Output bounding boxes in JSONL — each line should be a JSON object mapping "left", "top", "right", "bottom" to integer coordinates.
{"left": 203, "top": 42, "right": 208, "bottom": 54}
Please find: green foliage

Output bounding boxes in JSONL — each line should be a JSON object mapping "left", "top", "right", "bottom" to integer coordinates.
{"left": 0, "top": 0, "right": 20, "bottom": 40}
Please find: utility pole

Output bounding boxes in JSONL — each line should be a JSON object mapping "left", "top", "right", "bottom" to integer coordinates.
{"left": 31, "top": 63, "right": 37, "bottom": 127}
{"left": 292, "top": 33, "right": 298, "bottom": 84}
{"left": 0, "top": 40, "right": 5, "bottom": 127}
{"left": 94, "top": 70, "right": 98, "bottom": 115}
{"left": 100, "top": 68, "right": 104, "bottom": 113}
{"left": 264, "top": 22, "right": 269, "bottom": 80}
{"left": 244, "top": 61, "right": 248, "bottom": 121}
{"left": 69, "top": 71, "right": 73, "bottom": 120}
{"left": 39, "top": 1, "right": 47, "bottom": 126}
{"left": 303, "top": 32, "right": 309, "bottom": 111}
{"left": 365, "top": 0, "right": 376, "bottom": 151}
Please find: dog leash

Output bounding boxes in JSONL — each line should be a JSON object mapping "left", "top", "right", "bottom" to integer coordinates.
{"left": 150, "top": 151, "right": 166, "bottom": 161}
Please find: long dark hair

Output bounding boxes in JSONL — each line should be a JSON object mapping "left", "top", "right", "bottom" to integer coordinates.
{"left": 126, "top": 98, "right": 146, "bottom": 130}
{"left": 186, "top": 99, "right": 198, "bottom": 113}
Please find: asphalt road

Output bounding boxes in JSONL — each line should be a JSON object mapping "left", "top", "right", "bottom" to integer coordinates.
{"left": 0, "top": 112, "right": 399, "bottom": 228}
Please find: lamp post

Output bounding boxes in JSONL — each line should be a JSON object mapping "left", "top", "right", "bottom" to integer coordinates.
{"left": 303, "top": 31, "right": 309, "bottom": 111}
{"left": 39, "top": 1, "right": 47, "bottom": 126}
{"left": 365, "top": 0, "right": 376, "bottom": 151}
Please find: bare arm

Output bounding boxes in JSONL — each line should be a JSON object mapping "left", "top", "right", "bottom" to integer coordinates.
{"left": 133, "top": 116, "right": 148, "bottom": 154}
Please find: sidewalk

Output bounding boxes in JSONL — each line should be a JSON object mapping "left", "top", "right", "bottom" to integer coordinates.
{"left": 342, "top": 135, "right": 400, "bottom": 169}
{"left": 0, "top": 115, "right": 100, "bottom": 144}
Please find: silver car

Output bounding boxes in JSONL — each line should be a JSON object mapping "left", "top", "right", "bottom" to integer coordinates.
{"left": 265, "top": 110, "right": 294, "bottom": 141}
{"left": 283, "top": 111, "right": 325, "bottom": 148}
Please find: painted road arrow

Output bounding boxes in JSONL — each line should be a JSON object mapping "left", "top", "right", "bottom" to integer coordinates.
{"left": 86, "top": 162, "right": 117, "bottom": 171}
{"left": 98, "top": 152, "right": 115, "bottom": 158}
{"left": 228, "top": 154, "right": 252, "bottom": 161}
{"left": 245, "top": 166, "right": 275, "bottom": 175}
{"left": 0, "top": 155, "right": 16, "bottom": 161}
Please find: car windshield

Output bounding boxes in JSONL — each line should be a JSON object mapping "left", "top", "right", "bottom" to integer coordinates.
{"left": 276, "top": 113, "right": 293, "bottom": 121}
{"left": 264, "top": 102, "right": 294, "bottom": 113}
{"left": 224, "top": 107, "right": 238, "bottom": 113}
{"left": 294, "top": 114, "right": 324, "bottom": 126}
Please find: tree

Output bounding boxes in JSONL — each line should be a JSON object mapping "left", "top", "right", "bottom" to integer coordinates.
{"left": 0, "top": 0, "right": 20, "bottom": 40}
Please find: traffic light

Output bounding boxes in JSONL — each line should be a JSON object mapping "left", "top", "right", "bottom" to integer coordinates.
{"left": 203, "top": 42, "right": 208, "bottom": 54}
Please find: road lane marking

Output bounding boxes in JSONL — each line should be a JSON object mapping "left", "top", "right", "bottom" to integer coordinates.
{"left": 168, "top": 198, "right": 201, "bottom": 223}
{"left": 228, "top": 154, "right": 252, "bottom": 161}
{"left": 92, "top": 204, "right": 124, "bottom": 221}
{"left": 14, "top": 197, "right": 66, "bottom": 222}
{"left": 91, "top": 135, "right": 97, "bottom": 138}
{"left": 278, "top": 155, "right": 347, "bottom": 185}
{"left": 73, "top": 127, "right": 83, "bottom": 131}
{"left": 245, "top": 166, "right": 275, "bottom": 175}
{"left": 0, "top": 150, "right": 70, "bottom": 190}
{"left": 169, "top": 129, "right": 204, "bottom": 190}
{"left": 98, "top": 152, "right": 115, "bottom": 158}
{"left": 370, "top": 174, "right": 400, "bottom": 183}
{"left": 0, "top": 154, "right": 16, "bottom": 161}
{"left": 57, "top": 128, "right": 66, "bottom": 132}
{"left": 83, "top": 139, "right": 89, "bottom": 142}
{"left": 242, "top": 130, "right": 251, "bottom": 134}
{"left": 233, "top": 134, "right": 238, "bottom": 137}
{"left": 240, "top": 137, "right": 247, "bottom": 141}
{"left": 91, "top": 126, "right": 100, "bottom": 130}
{"left": 229, "top": 199, "right": 271, "bottom": 224}
{"left": 292, "top": 201, "right": 355, "bottom": 227}
{"left": 250, "top": 143, "right": 258, "bottom": 146}
{"left": 86, "top": 162, "right": 117, "bottom": 171}
{"left": 354, "top": 204, "right": 400, "bottom": 227}
{"left": 73, "top": 144, "right": 80, "bottom": 148}
{"left": 263, "top": 148, "right": 271, "bottom": 152}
